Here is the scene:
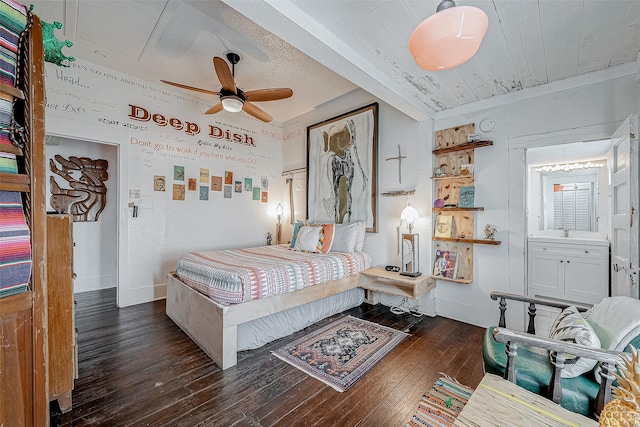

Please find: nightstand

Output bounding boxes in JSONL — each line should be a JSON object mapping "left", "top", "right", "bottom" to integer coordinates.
{"left": 359, "top": 267, "right": 436, "bottom": 304}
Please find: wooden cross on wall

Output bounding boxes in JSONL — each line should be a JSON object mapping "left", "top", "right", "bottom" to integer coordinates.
{"left": 385, "top": 144, "right": 407, "bottom": 183}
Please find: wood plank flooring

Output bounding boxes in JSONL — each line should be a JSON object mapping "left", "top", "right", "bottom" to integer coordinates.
{"left": 59, "top": 288, "right": 487, "bottom": 426}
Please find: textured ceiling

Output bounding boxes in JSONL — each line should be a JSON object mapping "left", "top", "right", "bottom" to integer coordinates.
{"left": 31, "top": 0, "right": 640, "bottom": 123}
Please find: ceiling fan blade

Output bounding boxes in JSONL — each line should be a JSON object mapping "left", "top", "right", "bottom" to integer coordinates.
{"left": 243, "top": 101, "right": 272, "bottom": 123}
{"left": 213, "top": 57, "right": 237, "bottom": 93}
{"left": 244, "top": 88, "right": 293, "bottom": 102}
{"left": 205, "top": 102, "right": 224, "bottom": 115}
{"left": 160, "top": 80, "right": 219, "bottom": 96}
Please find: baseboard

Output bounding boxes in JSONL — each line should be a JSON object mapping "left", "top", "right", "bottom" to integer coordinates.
{"left": 119, "top": 283, "right": 167, "bottom": 307}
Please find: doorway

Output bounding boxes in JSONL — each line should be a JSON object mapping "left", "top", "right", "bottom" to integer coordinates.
{"left": 45, "top": 136, "right": 119, "bottom": 304}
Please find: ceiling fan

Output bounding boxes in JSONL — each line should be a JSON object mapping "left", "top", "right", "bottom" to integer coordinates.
{"left": 161, "top": 52, "right": 293, "bottom": 123}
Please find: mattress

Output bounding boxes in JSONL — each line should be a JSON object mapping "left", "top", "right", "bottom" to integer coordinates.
{"left": 176, "top": 244, "right": 371, "bottom": 305}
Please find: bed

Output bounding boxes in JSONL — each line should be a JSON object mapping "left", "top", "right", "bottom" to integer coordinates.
{"left": 166, "top": 230, "right": 372, "bottom": 370}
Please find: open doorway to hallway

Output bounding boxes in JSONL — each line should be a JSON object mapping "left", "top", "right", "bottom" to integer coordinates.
{"left": 45, "top": 135, "right": 118, "bottom": 303}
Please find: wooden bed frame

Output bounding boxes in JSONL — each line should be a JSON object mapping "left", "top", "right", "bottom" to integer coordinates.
{"left": 166, "top": 272, "right": 362, "bottom": 369}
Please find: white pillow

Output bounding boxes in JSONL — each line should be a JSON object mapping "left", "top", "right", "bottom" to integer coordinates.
{"left": 548, "top": 306, "right": 601, "bottom": 378}
{"left": 293, "top": 226, "right": 322, "bottom": 252}
{"left": 353, "top": 221, "right": 366, "bottom": 252}
{"left": 330, "top": 224, "right": 359, "bottom": 253}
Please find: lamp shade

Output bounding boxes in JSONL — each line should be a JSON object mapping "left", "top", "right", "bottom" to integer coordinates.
{"left": 276, "top": 203, "right": 283, "bottom": 216}
{"left": 401, "top": 205, "right": 419, "bottom": 223}
{"left": 221, "top": 95, "right": 244, "bottom": 112}
{"left": 409, "top": 5, "right": 488, "bottom": 71}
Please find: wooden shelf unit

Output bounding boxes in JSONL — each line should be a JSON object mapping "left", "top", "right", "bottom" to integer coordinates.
{"left": 431, "top": 124, "right": 499, "bottom": 284}
{"left": 0, "top": 14, "right": 48, "bottom": 426}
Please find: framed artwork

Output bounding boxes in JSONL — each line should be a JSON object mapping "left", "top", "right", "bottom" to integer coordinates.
{"left": 154, "top": 175, "right": 166, "bottom": 192}
{"left": 188, "top": 178, "right": 196, "bottom": 191}
{"left": 211, "top": 176, "right": 222, "bottom": 191}
{"left": 252, "top": 187, "right": 261, "bottom": 200}
{"left": 172, "top": 184, "right": 185, "bottom": 200}
{"left": 199, "top": 168, "right": 209, "bottom": 183}
{"left": 234, "top": 181, "right": 243, "bottom": 192}
{"left": 244, "top": 178, "right": 252, "bottom": 192}
{"left": 174, "top": 165, "right": 184, "bottom": 181}
{"left": 224, "top": 185, "right": 232, "bottom": 198}
{"left": 225, "top": 171, "right": 233, "bottom": 185}
{"left": 199, "top": 186, "right": 209, "bottom": 200}
{"left": 261, "top": 191, "right": 268, "bottom": 203}
{"left": 306, "top": 102, "right": 378, "bottom": 232}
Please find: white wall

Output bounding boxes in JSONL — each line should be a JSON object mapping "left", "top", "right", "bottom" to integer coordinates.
{"left": 435, "top": 74, "right": 640, "bottom": 329}
{"left": 46, "top": 138, "right": 118, "bottom": 293}
{"left": 283, "top": 89, "right": 437, "bottom": 314}
{"left": 44, "top": 59, "right": 285, "bottom": 307}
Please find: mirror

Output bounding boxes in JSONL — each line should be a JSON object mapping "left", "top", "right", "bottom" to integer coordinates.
{"left": 526, "top": 140, "right": 610, "bottom": 235}
{"left": 401, "top": 234, "right": 421, "bottom": 277}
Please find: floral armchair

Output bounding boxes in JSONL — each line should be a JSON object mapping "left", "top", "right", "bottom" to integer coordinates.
{"left": 482, "top": 292, "right": 640, "bottom": 419}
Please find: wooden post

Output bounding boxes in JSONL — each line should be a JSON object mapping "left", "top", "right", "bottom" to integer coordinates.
{"left": 594, "top": 362, "right": 615, "bottom": 418}
{"left": 527, "top": 303, "right": 537, "bottom": 334}
{"left": 548, "top": 351, "right": 565, "bottom": 404}
{"left": 504, "top": 341, "right": 517, "bottom": 382}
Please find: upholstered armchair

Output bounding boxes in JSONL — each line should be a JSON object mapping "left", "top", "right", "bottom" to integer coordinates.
{"left": 483, "top": 292, "right": 640, "bottom": 419}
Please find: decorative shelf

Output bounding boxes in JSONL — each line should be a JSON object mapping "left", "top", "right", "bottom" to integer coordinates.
{"left": 432, "top": 174, "right": 473, "bottom": 181}
{"left": 433, "top": 207, "right": 484, "bottom": 212}
{"left": 431, "top": 275, "right": 473, "bottom": 285}
{"left": 380, "top": 189, "right": 415, "bottom": 197}
{"left": 432, "top": 140, "right": 493, "bottom": 155}
{"left": 432, "top": 237, "right": 501, "bottom": 245}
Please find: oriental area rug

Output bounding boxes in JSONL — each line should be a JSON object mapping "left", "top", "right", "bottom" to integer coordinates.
{"left": 272, "top": 315, "right": 408, "bottom": 392}
{"left": 405, "top": 376, "right": 474, "bottom": 427}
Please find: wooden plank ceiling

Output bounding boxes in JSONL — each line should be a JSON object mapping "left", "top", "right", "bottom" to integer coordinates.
{"left": 29, "top": 0, "right": 640, "bottom": 122}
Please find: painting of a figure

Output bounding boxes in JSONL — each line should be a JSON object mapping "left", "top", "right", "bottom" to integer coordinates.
{"left": 307, "top": 103, "right": 378, "bottom": 232}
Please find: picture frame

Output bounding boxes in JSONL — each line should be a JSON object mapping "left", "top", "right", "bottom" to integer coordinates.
{"left": 306, "top": 102, "right": 378, "bottom": 232}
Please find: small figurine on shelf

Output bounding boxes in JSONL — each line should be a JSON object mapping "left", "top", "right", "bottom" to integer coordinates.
{"left": 484, "top": 224, "right": 497, "bottom": 240}
{"left": 434, "top": 167, "right": 446, "bottom": 177}
{"left": 266, "top": 232, "right": 273, "bottom": 246}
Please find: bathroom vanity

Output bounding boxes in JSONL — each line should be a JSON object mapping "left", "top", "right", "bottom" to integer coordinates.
{"left": 527, "top": 236, "right": 610, "bottom": 305}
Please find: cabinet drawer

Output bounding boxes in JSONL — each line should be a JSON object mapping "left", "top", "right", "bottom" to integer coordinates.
{"left": 528, "top": 242, "right": 607, "bottom": 259}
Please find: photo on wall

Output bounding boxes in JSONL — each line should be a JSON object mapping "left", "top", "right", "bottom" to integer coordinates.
{"left": 199, "top": 186, "right": 209, "bottom": 200}
{"left": 225, "top": 171, "right": 233, "bottom": 185}
{"left": 172, "top": 184, "right": 185, "bottom": 200}
{"left": 211, "top": 176, "right": 222, "bottom": 191}
{"left": 200, "top": 168, "right": 209, "bottom": 183}
{"left": 252, "top": 187, "right": 261, "bottom": 200}
{"left": 154, "top": 175, "right": 166, "bottom": 191}
{"left": 224, "top": 185, "right": 232, "bottom": 198}
{"left": 307, "top": 102, "right": 378, "bottom": 232}
{"left": 174, "top": 165, "right": 185, "bottom": 181}
{"left": 188, "top": 178, "right": 196, "bottom": 191}
{"left": 235, "top": 181, "right": 243, "bottom": 193}
{"left": 244, "top": 178, "right": 252, "bottom": 192}
{"left": 261, "top": 176, "right": 268, "bottom": 190}
{"left": 261, "top": 191, "right": 268, "bottom": 202}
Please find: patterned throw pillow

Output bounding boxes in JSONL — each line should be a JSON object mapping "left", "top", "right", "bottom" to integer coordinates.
{"left": 293, "top": 226, "right": 323, "bottom": 252}
{"left": 318, "top": 223, "right": 335, "bottom": 253}
{"left": 548, "top": 306, "right": 601, "bottom": 378}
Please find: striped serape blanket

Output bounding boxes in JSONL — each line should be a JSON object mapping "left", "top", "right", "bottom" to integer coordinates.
{"left": 0, "top": 0, "right": 30, "bottom": 298}
{"left": 0, "top": 190, "right": 31, "bottom": 297}
{"left": 177, "top": 244, "right": 368, "bottom": 305}
{"left": 406, "top": 376, "right": 474, "bottom": 427}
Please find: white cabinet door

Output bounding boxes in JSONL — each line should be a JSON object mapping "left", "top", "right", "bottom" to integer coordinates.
{"left": 564, "top": 256, "right": 608, "bottom": 304}
{"left": 528, "top": 249, "right": 564, "bottom": 299}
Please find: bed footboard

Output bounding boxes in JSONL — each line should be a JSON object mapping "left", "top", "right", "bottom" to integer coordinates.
{"left": 166, "top": 271, "right": 362, "bottom": 370}
{"left": 166, "top": 274, "right": 238, "bottom": 369}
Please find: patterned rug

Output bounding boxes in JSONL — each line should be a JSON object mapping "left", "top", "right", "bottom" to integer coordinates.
{"left": 272, "top": 315, "right": 409, "bottom": 392}
{"left": 405, "top": 376, "right": 474, "bottom": 427}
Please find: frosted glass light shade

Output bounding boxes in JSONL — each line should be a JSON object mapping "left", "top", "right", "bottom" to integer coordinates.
{"left": 221, "top": 96, "right": 244, "bottom": 112}
{"left": 401, "top": 205, "right": 419, "bottom": 222}
{"left": 409, "top": 5, "right": 488, "bottom": 71}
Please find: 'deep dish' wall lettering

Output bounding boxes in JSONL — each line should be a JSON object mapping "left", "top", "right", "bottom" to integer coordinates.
{"left": 128, "top": 104, "right": 255, "bottom": 146}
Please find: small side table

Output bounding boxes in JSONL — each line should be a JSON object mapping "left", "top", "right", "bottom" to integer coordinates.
{"left": 359, "top": 267, "right": 436, "bottom": 304}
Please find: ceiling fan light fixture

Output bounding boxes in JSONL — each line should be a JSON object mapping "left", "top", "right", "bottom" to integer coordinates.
{"left": 409, "top": 0, "right": 488, "bottom": 71}
{"left": 221, "top": 95, "right": 244, "bottom": 113}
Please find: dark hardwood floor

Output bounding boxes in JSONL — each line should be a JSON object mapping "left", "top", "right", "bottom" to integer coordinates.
{"left": 59, "top": 288, "right": 486, "bottom": 426}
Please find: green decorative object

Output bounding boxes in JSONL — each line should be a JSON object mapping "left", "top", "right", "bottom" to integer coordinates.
{"left": 41, "top": 19, "right": 75, "bottom": 66}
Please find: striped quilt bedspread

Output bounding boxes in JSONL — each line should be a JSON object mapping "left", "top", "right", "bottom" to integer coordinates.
{"left": 176, "top": 245, "right": 369, "bottom": 305}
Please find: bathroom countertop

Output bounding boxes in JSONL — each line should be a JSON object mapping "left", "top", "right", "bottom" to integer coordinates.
{"left": 527, "top": 235, "right": 610, "bottom": 246}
